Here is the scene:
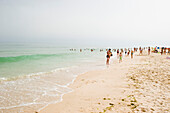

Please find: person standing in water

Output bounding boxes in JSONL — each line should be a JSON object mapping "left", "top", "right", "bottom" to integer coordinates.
{"left": 106, "top": 49, "right": 112, "bottom": 65}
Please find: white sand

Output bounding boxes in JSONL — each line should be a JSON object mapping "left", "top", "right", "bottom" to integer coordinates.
{"left": 39, "top": 52, "right": 170, "bottom": 113}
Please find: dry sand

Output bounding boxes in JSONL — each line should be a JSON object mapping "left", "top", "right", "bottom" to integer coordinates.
{"left": 39, "top": 52, "right": 170, "bottom": 113}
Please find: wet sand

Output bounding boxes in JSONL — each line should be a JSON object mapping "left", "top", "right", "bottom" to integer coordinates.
{"left": 39, "top": 51, "right": 169, "bottom": 113}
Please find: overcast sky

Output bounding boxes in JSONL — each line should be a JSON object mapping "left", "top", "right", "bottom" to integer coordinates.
{"left": 0, "top": 0, "right": 170, "bottom": 47}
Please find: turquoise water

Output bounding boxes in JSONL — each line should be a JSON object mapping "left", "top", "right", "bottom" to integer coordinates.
{"left": 0, "top": 43, "right": 114, "bottom": 112}
{"left": 0, "top": 43, "right": 106, "bottom": 80}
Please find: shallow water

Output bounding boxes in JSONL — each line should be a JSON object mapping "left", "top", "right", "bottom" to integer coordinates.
{"left": 0, "top": 43, "right": 116, "bottom": 112}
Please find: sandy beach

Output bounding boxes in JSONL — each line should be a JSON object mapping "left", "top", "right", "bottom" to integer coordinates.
{"left": 39, "top": 51, "right": 170, "bottom": 113}
{"left": 1, "top": 1, "right": 170, "bottom": 113}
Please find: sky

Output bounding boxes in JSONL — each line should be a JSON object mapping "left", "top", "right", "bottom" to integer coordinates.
{"left": 0, "top": 0, "right": 170, "bottom": 47}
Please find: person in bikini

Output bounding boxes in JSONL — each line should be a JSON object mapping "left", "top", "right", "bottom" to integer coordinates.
{"left": 106, "top": 49, "right": 112, "bottom": 65}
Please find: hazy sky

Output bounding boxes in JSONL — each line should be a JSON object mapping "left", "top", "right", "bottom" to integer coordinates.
{"left": 0, "top": 0, "right": 170, "bottom": 47}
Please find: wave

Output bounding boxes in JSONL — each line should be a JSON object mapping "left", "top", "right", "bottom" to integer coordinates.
{"left": 0, "top": 65, "right": 77, "bottom": 83}
{"left": 0, "top": 53, "right": 71, "bottom": 63}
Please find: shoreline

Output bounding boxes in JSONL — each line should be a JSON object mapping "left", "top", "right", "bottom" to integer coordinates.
{"left": 36, "top": 54, "right": 117, "bottom": 112}
{"left": 0, "top": 54, "right": 107, "bottom": 113}
{"left": 37, "top": 64, "right": 108, "bottom": 113}
{"left": 37, "top": 67, "right": 106, "bottom": 112}
{"left": 38, "top": 52, "right": 138, "bottom": 113}
{"left": 39, "top": 51, "right": 169, "bottom": 113}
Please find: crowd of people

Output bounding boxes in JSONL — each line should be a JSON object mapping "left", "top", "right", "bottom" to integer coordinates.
{"left": 106, "top": 46, "right": 170, "bottom": 65}
{"left": 69, "top": 47, "right": 170, "bottom": 65}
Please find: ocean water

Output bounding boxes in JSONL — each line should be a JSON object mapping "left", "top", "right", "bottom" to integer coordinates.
{"left": 0, "top": 43, "right": 116, "bottom": 113}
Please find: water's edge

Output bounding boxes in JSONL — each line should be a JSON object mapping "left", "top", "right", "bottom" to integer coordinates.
{"left": 37, "top": 66, "right": 107, "bottom": 112}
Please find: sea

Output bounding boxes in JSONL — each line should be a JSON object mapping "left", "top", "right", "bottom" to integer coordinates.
{"left": 0, "top": 42, "right": 117, "bottom": 113}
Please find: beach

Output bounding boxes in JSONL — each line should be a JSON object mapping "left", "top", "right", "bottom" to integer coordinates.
{"left": 0, "top": 44, "right": 107, "bottom": 113}
{"left": 39, "top": 51, "right": 170, "bottom": 113}
{"left": 0, "top": 47, "right": 169, "bottom": 113}
{"left": 1, "top": 0, "right": 170, "bottom": 112}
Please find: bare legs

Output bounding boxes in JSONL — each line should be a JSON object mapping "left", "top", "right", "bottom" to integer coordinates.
{"left": 106, "top": 58, "right": 110, "bottom": 65}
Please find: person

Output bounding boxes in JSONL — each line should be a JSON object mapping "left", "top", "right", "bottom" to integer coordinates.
{"left": 127, "top": 49, "right": 130, "bottom": 56}
{"left": 125, "top": 48, "right": 127, "bottom": 55}
{"left": 139, "top": 47, "right": 142, "bottom": 55}
{"left": 168, "top": 48, "right": 170, "bottom": 55}
{"left": 134, "top": 47, "right": 136, "bottom": 52}
{"left": 119, "top": 52, "right": 122, "bottom": 63}
{"left": 164, "top": 47, "right": 167, "bottom": 54}
{"left": 106, "top": 49, "right": 112, "bottom": 65}
{"left": 139, "top": 47, "right": 141, "bottom": 51}
{"left": 148, "top": 47, "right": 150, "bottom": 55}
{"left": 131, "top": 50, "right": 134, "bottom": 59}
{"left": 121, "top": 49, "right": 123, "bottom": 53}
{"left": 117, "top": 49, "right": 119, "bottom": 56}
{"left": 161, "top": 47, "right": 164, "bottom": 55}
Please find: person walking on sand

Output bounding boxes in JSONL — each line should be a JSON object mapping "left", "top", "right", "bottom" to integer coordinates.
{"left": 106, "top": 49, "right": 112, "bottom": 65}
{"left": 148, "top": 47, "right": 151, "bottom": 55}
{"left": 119, "top": 52, "right": 122, "bottom": 63}
{"left": 131, "top": 50, "right": 134, "bottom": 59}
